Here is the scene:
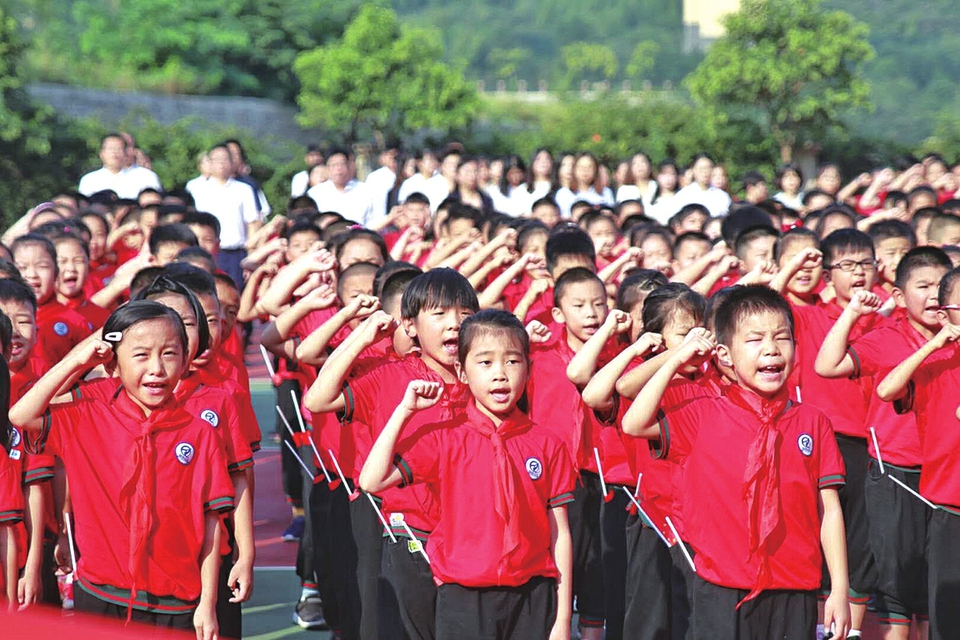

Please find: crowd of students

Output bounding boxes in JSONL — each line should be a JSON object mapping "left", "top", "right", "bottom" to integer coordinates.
{"left": 0, "top": 134, "right": 960, "bottom": 640}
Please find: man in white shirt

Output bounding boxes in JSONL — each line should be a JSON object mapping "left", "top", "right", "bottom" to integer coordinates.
{"left": 666, "top": 153, "right": 732, "bottom": 219}
{"left": 290, "top": 144, "right": 325, "bottom": 197}
{"left": 187, "top": 144, "right": 261, "bottom": 286}
{"left": 78, "top": 133, "right": 162, "bottom": 199}
{"left": 306, "top": 149, "right": 372, "bottom": 225}
{"left": 363, "top": 146, "right": 399, "bottom": 228}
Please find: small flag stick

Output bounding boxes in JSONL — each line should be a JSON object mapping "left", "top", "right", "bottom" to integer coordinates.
{"left": 869, "top": 427, "right": 885, "bottom": 475}
{"left": 593, "top": 447, "right": 613, "bottom": 501}
{"left": 289, "top": 391, "right": 333, "bottom": 483}
{"left": 283, "top": 439, "right": 316, "bottom": 480}
{"left": 65, "top": 513, "right": 78, "bottom": 580}
{"left": 328, "top": 449, "right": 360, "bottom": 500}
{"left": 259, "top": 345, "right": 277, "bottom": 380}
{"left": 365, "top": 493, "right": 397, "bottom": 543}
{"left": 621, "top": 487, "right": 671, "bottom": 548}
{"left": 665, "top": 516, "right": 696, "bottom": 573}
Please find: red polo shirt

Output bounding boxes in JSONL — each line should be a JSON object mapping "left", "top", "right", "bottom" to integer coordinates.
{"left": 792, "top": 301, "right": 889, "bottom": 438}
{"left": 344, "top": 354, "right": 468, "bottom": 537}
{"left": 848, "top": 316, "right": 928, "bottom": 467}
{"left": 656, "top": 387, "right": 845, "bottom": 592}
{"left": 398, "top": 401, "right": 576, "bottom": 587}
{"left": 63, "top": 296, "right": 111, "bottom": 331}
{"left": 0, "top": 452, "right": 25, "bottom": 595}
{"left": 291, "top": 306, "right": 352, "bottom": 352}
{"left": 25, "top": 391, "right": 234, "bottom": 611}
{"left": 194, "top": 364, "right": 261, "bottom": 452}
{"left": 35, "top": 301, "right": 93, "bottom": 367}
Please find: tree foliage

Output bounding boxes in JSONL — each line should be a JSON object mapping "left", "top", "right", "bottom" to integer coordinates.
{"left": 560, "top": 43, "right": 618, "bottom": 89}
{"left": 294, "top": 6, "right": 479, "bottom": 144}
{"left": 686, "top": 0, "right": 874, "bottom": 162}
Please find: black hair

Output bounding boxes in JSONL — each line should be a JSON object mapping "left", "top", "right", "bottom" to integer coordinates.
{"left": 130, "top": 267, "right": 165, "bottom": 297}
{"left": 516, "top": 221, "right": 550, "bottom": 254}
{"left": 820, "top": 228, "right": 875, "bottom": 267}
{"left": 867, "top": 220, "right": 916, "bottom": 248}
{"left": 801, "top": 189, "right": 832, "bottom": 207}
{"left": 774, "top": 163, "right": 804, "bottom": 190}
{"left": 884, "top": 191, "right": 908, "bottom": 209}
{"left": 10, "top": 234, "right": 58, "bottom": 274}
{"left": 894, "top": 247, "right": 952, "bottom": 290}
{"left": 0, "top": 278, "right": 35, "bottom": 312}
{"left": 78, "top": 208, "right": 110, "bottom": 232}
{"left": 908, "top": 185, "right": 937, "bottom": 204}
{"left": 742, "top": 170, "right": 767, "bottom": 189}
{"left": 774, "top": 227, "right": 820, "bottom": 263}
{"left": 288, "top": 195, "right": 319, "bottom": 215}
{"left": 283, "top": 220, "right": 322, "bottom": 242}
{"left": 672, "top": 204, "right": 710, "bottom": 226}
{"left": 214, "top": 272, "right": 240, "bottom": 294}
{"left": 579, "top": 211, "right": 617, "bottom": 234}
{"left": 616, "top": 269, "right": 669, "bottom": 313}
{"left": 380, "top": 269, "right": 421, "bottom": 314}
{"left": 322, "top": 220, "right": 354, "bottom": 242}
{"left": 440, "top": 204, "right": 481, "bottom": 232}
{"left": 0, "top": 260, "right": 22, "bottom": 281}
{"left": 102, "top": 300, "right": 189, "bottom": 362}
{"left": 720, "top": 206, "right": 774, "bottom": 246}
{"left": 47, "top": 230, "right": 90, "bottom": 261}
{"left": 149, "top": 223, "right": 199, "bottom": 256}
{"left": 0, "top": 311, "right": 11, "bottom": 357}
{"left": 545, "top": 227, "right": 596, "bottom": 273}
{"left": 629, "top": 225, "right": 674, "bottom": 260}
{"left": 175, "top": 246, "right": 217, "bottom": 274}
{"left": 458, "top": 309, "right": 529, "bottom": 366}
{"left": 713, "top": 285, "right": 794, "bottom": 347}
{"left": 674, "top": 231, "right": 712, "bottom": 254}
{"left": 400, "top": 268, "right": 479, "bottom": 320}
{"left": 181, "top": 211, "right": 222, "bottom": 237}
{"left": 734, "top": 225, "right": 780, "bottom": 260}
{"left": 328, "top": 228, "right": 389, "bottom": 266}
{"left": 531, "top": 197, "right": 560, "bottom": 213}
{"left": 938, "top": 265, "right": 960, "bottom": 307}
{"left": 373, "top": 261, "right": 422, "bottom": 299}
{"left": 554, "top": 267, "right": 604, "bottom": 307}
{"left": 336, "top": 262, "right": 378, "bottom": 301}
{"left": 641, "top": 283, "right": 706, "bottom": 335}
{"left": 160, "top": 263, "right": 218, "bottom": 300}
{"left": 926, "top": 213, "right": 960, "bottom": 246}
{"left": 941, "top": 199, "right": 960, "bottom": 216}
{"left": 403, "top": 192, "right": 430, "bottom": 207}
{"left": 132, "top": 276, "right": 210, "bottom": 358}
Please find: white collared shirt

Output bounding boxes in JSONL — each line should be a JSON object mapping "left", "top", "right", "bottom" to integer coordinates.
{"left": 553, "top": 186, "right": 614, "bottom": 218}
{"left": 668, "top": 184, "right": 732, "bottom": 219}
{"left": 187, "top": 178, "right": 260, "bottom": 249}
{"left": 307, "top": 179, "right": 373, "bottom": 225}
{"left": 364, "top": 166, "right": 397, "bottom": 228}
{"left": 291, "top": 170, "right": 310, "bottom": 197}
{"left": 78, "top": 166, "right": 162, "bottom": 199}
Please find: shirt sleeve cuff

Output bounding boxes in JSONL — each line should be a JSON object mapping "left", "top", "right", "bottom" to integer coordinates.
{"left": 204, "top": 496, "right": 235, "bottom": 513}
{"left": 547, "top": 492, "right": 575, "bottom": 508}
{"left": 819, "top": 474, "right": 846, "bottom": 489}
{"left": 395, "top": 454, "right": 414, "bottom": 488}
{"left": 648, "top": 410, "right": 670, "bottom": 460}
{"left": 23, "top": 410, "right": 52, "bottom": 455}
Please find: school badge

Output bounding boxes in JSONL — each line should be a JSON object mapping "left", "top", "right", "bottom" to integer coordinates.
{"left": 53, "top": 322, "right": 68, "bottom": 336}
{"left": 200, "top": 409, "right": 219, "bottom": 427}
{"left": 175, "top": 442, "right": 195, "bottom": 465}
{"left": 9, "top": 428, "right": 21, "bottom": 448}
{"left": 797, "top": 433, "right": 814, "bottom": 457}
{"left": 525, "top": 457, "right": 543, "bottom": 481}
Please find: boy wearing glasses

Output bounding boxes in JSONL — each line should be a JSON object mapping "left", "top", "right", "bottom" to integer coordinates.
{"left": 791, "top": 229, "right": 889, "bottom": 638}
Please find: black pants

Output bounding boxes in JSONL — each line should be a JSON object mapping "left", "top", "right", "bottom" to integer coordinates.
{"left": 864, "top": 459, "right": 929, "bottom": 621}
{"left": 435, "top": 577, "right": 557, "bottom": 640}
{"left": 217, "top": 552, "right": 242, "bottom": 639}
{"left": 383, "top": 535, "right": 436, "bottom": 640}
{"left": 351, "top": 493, "right": 396, "bottom": 640}
{"left": 74, "top": 584, "right": 195, "bottom": 632}
{"left": 690, "top": 578, "right": 816, "bottom": 640}
{"left": 569, "top": 472, "right": 605, "bottom": 627}
{"left": 623, "top": 514, "right": 674, "bottom": 640}
{"left": 600, "top": 487, "right": 629, "bottom": 640}
{"left": 927, "top": 508, "right": 960, "bottom": 640}
{"left": 824, "top": 435, "right": 876, "bottom": 602}
{"left": 278, "top": 378, "right": 304, "bottom": 507}
{"left": 216, "top": 248, "right": 247, "bottom": 300}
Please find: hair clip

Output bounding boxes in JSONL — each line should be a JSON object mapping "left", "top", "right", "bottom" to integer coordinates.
{"left": 103, "top": 331, "right": 122, "bottom": 342}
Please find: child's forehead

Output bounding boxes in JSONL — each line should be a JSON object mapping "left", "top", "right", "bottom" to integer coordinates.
{"left": 832, "top": 247, "right": 872, "bottom": 261}
{"left": 0, "top": 298, "right": 34, "bottom": 316}
{"left": 733, "top": 308, "right": 791, "bottom": 333}
{"left": 468, "top": 329, "right": 524, "bottom": 351}
{"left": 878, "top": 236, "right": 911, "bottom": 248}
{"left": 905, "top": 265, "right": 947, "bottom": 286}
{"left": 560, "top": 279, "right": 606, "bottom": 301}
{"left": 290, "top": 230, "right": 320, "bottom": 243}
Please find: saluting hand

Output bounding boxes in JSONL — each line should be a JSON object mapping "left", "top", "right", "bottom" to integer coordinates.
{"left": 634, "top": 332, "right": 664, "bottom": 357}
{"left": 674, "top": 327, "right": 716, "bottom": 363}
{"left": 602, "top": 309, "right": 632, "bottom": 336}
{"left": 401, "top": 380, "right": 444, "bottom": 412}
{"left": 847, "top": 290, "right": 883, "bottom": 317}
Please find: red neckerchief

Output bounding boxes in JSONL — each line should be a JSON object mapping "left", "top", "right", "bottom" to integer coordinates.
{"left": 111, "top": 388, "right": 194, "bottom": 622}
{"left": 724, "top": 383, "right": 791, "bottom": 607}
{"left": 463, "top": 399, "right": 534, "bottom": 581}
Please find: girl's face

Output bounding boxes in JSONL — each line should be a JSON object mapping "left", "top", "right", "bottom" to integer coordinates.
{"left": 817, "top": 166, "right": 841, "bottom": 195}
{"left": 558, "top": 156, "right": 575, "bottom": 185}
{"left": 631, "top": 154, "right": 652, "bottom": 181}
{"left": 153, "top": 293, "right": 201, "bottom": 362}
{"left": 14, "top": 243, "right": 56, "bottom": 305}
{"left": 574, "top": 156, "right": 597, "bottom": 190}
{"left": 533, "top": 151, "right": 553, "bottom": 179}
{"left": 661, "top": 310, "right": 704, "bottom": 375}
{"left": 457, "top": 161, "right": 480, "bottom": 190}
{"left": 588, "top": 218, "right": 619, "bottom": 258}
{"left": 115, "top": 318, "right": 187, "bottom": 415}
{"left": 55, "top": 240, "right": 90, "bottom": 300}
{"left": 506, "top": 166, "right": 525, "bottom": 188}
{"left": 781, "top": 170, "right": 802, "bottom": 194}
{"left": 456, "top": 330, "right": 528, "bottom": 422}
{"left": 485, "top": 159, "right": 501, "bottom": 185}
{"left": 710, "top": 165, "right": 727, "bottom": 190}
{"left": 530, "top": 205, "right": 559, "bottom": 229}
{"left": 614, "top": 162, "right": 630, "bottom": 188}
{"left": 339, "top": 238, "right": 384, "bottom": 268}
{"left": 82, "top": 216, "right": 108, "bottom": 262}
{"left": 657, "top": 166, "right": 678, "bottom": 191}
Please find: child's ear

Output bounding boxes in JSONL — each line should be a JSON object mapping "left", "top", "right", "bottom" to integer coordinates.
{"left": 891, "top": 287, "right": 907, "bottom": 308}
{"left": 551, "top": 306, "right": 565, "bottom": 325}
{"left": 937, "top": 309, "right": 949, "bottom": 327}
{"left": 714, "top": 343, "right": 734, "bottom": 369}
{"left": 454, "top": 360, "right": 467, "bottom": 384}
{"left": 401, "top": 317, "right": 417, "bottom": 339}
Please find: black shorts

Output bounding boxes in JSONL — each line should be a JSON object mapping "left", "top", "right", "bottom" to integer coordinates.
{"left": 822, "top": 434, "right": 876, "bottom": 602}
{"left": 864, "top": 458, "right": 929, "bottom": 622}
{"left": 690, "top": 577, "right": 816, "bottom": 640}
{"left": 927, "top": 508, "right": 960, "bottom": 640}
{"left": 435, "top": 576, "right": 557, "bottom": 640}
{"left": 568, "top": 471, "right": 605, "bottom": 627}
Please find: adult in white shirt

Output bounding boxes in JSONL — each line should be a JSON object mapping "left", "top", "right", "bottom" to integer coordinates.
{"left": 184, "top": 151, "right": 211, "bottom": 196}
{"left": 78, "top": 133, "right": 162, "bottom": 199}
{"left": 363, "top": 147, "right": 399, "bottom": 228}
{"left": 615, "top": 152, "right": 659, "bottom": 209}
{"left": 667, "top": 153, "right": 732, "bottom": 219}
{"left": 307, "top": 149, "right": 372, "bottom": 225}
{"left": 553, "top": 152, "right": 614, "bottom": 218}
{"left": 422, "top": 149, "right": 460, "bottom": 212}
{"left": 290, "top": 144, "right": 325, "bottom": 197}
{"left": 186, "top": 144, "right": 261, "bottom": 286}
{"left": 487, "top": 154, "right": 534, "bottom": 216}
{"left": 397, "top": 149, "right": 439, "bottom": 204}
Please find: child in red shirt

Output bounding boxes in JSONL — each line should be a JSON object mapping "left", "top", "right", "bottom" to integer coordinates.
{"left": 624, "top": 285, "right": 850, "bottom": 640}
{"left": 11, "top": 234, "right": 92, "bottom": 367}
{"left": 11, "top": 301, "right": 233, "bottom": 635}
{"left": 816, "top": 247, "right": 951, "bottom": 635}
{"left": 876, "top": 265, "right": 960, "bottom": 639}
{"left": 360, "top": 309, "right": 576, "bottom": 640}
{"left": 52, "top": 232, "right": 111, "bottom": 330}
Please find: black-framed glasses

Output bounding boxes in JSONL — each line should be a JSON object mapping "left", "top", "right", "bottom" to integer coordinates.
{"left": 827, "top": 259, "right": 878, "bottom": 273}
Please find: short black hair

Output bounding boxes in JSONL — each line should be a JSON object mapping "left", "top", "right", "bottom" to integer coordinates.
{"left": 545, "top": 227, "right": 596, "bottom": 273}
{"left": 554, "top": 267, "right": 604, "bottom": 307}
{"left": 175, "top": 246, "right": 217, "bottom": 274}
{"left": 0, "top": 311, "right": 11, "bottom": 355}
{"left": 0, "top": 278, "right": 37, "bottom": 312}
{"left": 0, "top": 260, "right": 22, "bottom": 281}
{"left": 867, "top": 220, "right": 916, "bottom": 249}
{"left": 926, "top": 213, "right": 960, "bottom": 245}
{"left": 531, "top": 197, "right": 560, "bottom": 213}
{"left": 674, "top": 231, "right": 711, "bottom": 254}
{"left": 821, "top": 228, "right": 874, "bottom": 267}
{"left": 181, "top": 211, "right": 222, "bottom": 237}
{"left": 742, "top": 170, "right": 767, "bottom": 189}
{"left": 283, "top": 220, "right": 322, "bottom": 242}
{"left": 327, "top": 228, "right": 389, "bottom": 266}
{"left": 132, "top": 275, "right": 210, "bottom": 358}
{"left": 161, "top": 263, "right": 218, "bottom": 300}
{"left": 10, "top": 234, "right": 58, "bottom": 274}
{"left": 403, "top": 192, "right": 430, "bottom": 207}
{"left": 938, "top": 265, "right": 960, "bottom": 307}
{"left": 458, "top": 309, "right": 529, "bottom": 366}
{"left": 214, "top": 272, "right": 239, "bottom": 293}
{"left": 516, "top": 221, "right": 550, "bottom": 254}
{"left": 894, "top": 247, "right": 952, "bottom": 290}
{"left": 720, "top": 206, "right": 774, "bottom": 246}
{"left": 373, "top": 261, "right": 422, "bottom": 299}
{"left": 801, "top": 189, "right": 831, "bottom": 207}
{"left": 713, "top": 285, "right": 794, "bottom": 347}
{"left": 380, "top": 269, "right": 421, "bottom": 314}
{"left": 149, "top": 223, "right": 199, "bottom": 256}
{"left": 579, "top": 211, "right": 617, "bottom": 234}
{"left": 641, "top": 283, "right": 706, "bottom": 335}
{"left": 615, "top": 269, "right": 669, "bottom": 313}
{"left": 130, "top": 267, "right": 165, "bottom": 297}
{"left": 400, "top": 268, "right": 479, "bottom": 320}
{"left": 102, "top": 300, "right": 188, "bottom": 360}
{"left": 774, "top": 227, "right": 820, "bottom": 262}
{"left": 734, "top": 225, "right": 780, "bottom": 259}
{"left": 441, "top": 204, "right": 481, "bottom": 232}
{"left": 336, "top": 262, "right": 378, "bottom": 301}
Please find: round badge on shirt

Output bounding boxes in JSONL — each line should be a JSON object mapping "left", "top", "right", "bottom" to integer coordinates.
{"left": 797, "top": 433, "right": 814, "bottom": 457}
{"left": 9, "top": 427, "right": 21, "bottom": 448}
{"left": 53, "top": 322, "right": 69, "bottom": 336}
{"left": 525, "top": 457, "right": 543, "bottom": 480}
{"left": 176, "top": 442, "right": 195, "bottom": 465}
{"left": 200, "top": 410, "right": 219, "bottom": 427}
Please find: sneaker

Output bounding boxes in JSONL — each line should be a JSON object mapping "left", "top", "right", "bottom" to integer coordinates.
{"left": 281, "top": 515, "right": 305, "bottom": 542}
{"left": 293, "top": 594, "right": 329, "bottom": 630}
